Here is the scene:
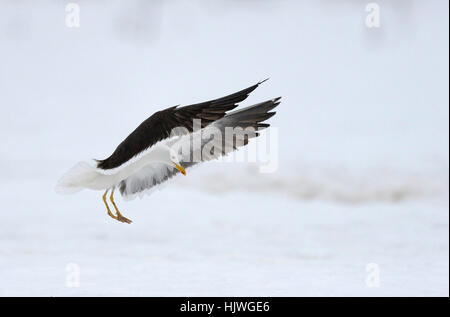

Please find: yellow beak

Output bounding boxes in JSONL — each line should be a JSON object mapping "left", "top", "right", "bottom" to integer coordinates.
{"left": 173, "top": 162, "right": 186, "bottom": 176}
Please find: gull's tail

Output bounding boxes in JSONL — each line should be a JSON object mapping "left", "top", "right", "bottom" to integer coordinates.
{"left": 55, "top": 161, "right": 98, "bottom": 194}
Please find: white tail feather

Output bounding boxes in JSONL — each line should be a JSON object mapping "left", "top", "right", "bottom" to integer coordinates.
{"left": 55, "top": 161, "right": 98, "bottom": 194}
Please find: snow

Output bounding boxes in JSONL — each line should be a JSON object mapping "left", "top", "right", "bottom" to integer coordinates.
{"left": 0, "top": 0, "right": 448, "bottom": 296}
{"left": 0, "top": 180, "right": 448, "bottom": 296}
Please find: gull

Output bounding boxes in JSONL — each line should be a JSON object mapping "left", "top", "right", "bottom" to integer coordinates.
{"left": 56, "top": 80, "right": 281, "bottom": 223}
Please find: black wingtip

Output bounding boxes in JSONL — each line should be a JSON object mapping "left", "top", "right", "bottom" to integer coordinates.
{"left": 258, "top": 78, "right": 270, "bottom": 85}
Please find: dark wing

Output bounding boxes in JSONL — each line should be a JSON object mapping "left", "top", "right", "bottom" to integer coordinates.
{"left": 96, "top": 80, "right": 267, "bottom": 170}
{"left": 119, "top": 97, "right": 281, "bottom": 199}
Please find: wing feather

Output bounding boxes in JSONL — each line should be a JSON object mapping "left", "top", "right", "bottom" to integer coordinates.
{"left": 119, "top": 97, "right": 281, "bottom": 199}
{"left": 96, "top": 81, "right": 266, "bottom": 170}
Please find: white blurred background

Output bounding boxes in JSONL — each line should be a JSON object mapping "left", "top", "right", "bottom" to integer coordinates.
{"left": 0, "top": 0, "right": 448, "bottom": 296}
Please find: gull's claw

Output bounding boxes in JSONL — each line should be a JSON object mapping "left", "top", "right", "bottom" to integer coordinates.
{"left": 117, "top": 213, "right": 132, "bottom": 224}
{"left": 103, "top": 188, "right": 133, "bottom": 224}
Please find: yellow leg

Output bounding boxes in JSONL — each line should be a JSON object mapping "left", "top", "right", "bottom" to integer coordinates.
{"left": 103, "top": 189, "right": 119, "bottom": 221}
{"left": 110, "top": 188, "right": 132, "bottom": 224}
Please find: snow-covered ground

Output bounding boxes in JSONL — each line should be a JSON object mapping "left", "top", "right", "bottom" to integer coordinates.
{"left": 0, "top": 179, "right": 448, "bottom": 296}
{"left": 0, "top": 0, "right": 448, "bottom": 296}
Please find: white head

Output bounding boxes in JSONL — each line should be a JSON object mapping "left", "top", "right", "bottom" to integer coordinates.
{"left": 161, "top": 146, "right": 186, "bottom": 175}
{"left": 143, "top": 144, "right": 186, "bottom": 175}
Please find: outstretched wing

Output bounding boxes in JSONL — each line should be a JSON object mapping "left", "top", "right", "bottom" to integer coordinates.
{"left": 119, "top": 97, "right": 281, "bottom": 200}
{"left": 96, "top": 81, "right": 267, "bottom": 170}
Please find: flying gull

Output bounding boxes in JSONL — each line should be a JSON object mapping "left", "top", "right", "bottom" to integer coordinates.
{"left": 56, "top": 80, "right": 281, "bottom": 223}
